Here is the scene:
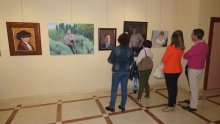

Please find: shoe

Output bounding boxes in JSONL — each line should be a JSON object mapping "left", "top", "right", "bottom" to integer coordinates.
{"left": 118, "top": 105, "right": 125, "bottom": 112}
{"left": 144, "top": 96, "right": 150, "bottom": 100}
{"left": 184, "top": 100, "right": 190, "bottom": 104}
{"left": 162, "top": 106, "right": 174, "bottom": 112}
{"left": 137, "top": 99, "right": 141, "bottom": 103}
{"left": 182, "top": 106, "right": 197, "bottom": 111}
{"left": 105, "top": 106, "right": 115, "bottom": 112}
{"left": 133, "top": 90, "right": 138, "bottom": 94}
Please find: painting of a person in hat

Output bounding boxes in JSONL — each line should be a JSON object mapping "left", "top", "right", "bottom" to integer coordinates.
{"left": 16, "top": 30, "right": 35, "bottom": 51}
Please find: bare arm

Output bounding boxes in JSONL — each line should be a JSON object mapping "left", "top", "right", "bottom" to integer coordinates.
{"left": 63, "top": 39, "right": 73, "bottom": 46}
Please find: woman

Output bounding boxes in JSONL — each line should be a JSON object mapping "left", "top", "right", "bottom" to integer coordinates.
{"left": 105, "top": 33, "right": 134, "bottom": 112}
{"left": 161, "top": 30, "right": 185, "bottom": 112}
{"left": 136, "top": 40, "right": 153, "bottom": 103}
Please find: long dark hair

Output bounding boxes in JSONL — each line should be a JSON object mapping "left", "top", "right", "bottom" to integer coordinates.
{"left": 171, "top": 30, "right": 185, "bottom": 50}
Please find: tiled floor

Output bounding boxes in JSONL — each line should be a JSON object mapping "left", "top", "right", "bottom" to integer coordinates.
{"left": 0, "top": 84, "right": 220, "bottom": 124}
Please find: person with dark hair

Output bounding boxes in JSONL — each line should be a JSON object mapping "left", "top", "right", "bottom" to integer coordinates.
{"left": 101, "top": 34, "right": 115, "bottom": 49}
{"left": 64, "top": 29, "right": 77, "bottom": 54}
{"left": 136, "top": 40, "right": 153, "bottom": 103}
{"left": 182, "top": 29, "right": 209, "bottom": 112}
{"left": 106, "top": 33, "right": 134, "bottom": 112}
{"left": 16, "top": 30, "right": 35, "bottom": 51}
{"left": 161, "top": 30, "right": 185, "bottom": 112}
{"left": 129, "top": 27, "right": 144, "bottom": 56}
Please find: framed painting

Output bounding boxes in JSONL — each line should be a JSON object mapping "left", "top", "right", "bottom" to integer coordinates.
{"left": 151, "top": 30, "right": 169, "bottom": 48}
{"left": 124, "top": 21, "right": 148, "bottom": 39}
{"left": 124, "top": 21, "right": 148, "bottom": 56}
{"left": 48, "top": 23, "right": 94, "bottom": 55}
{"left": 6, "top": 22, "right": 42, "bottom": 56}
{"left": 98, "top": 28, "right": 116, "bottom": 50}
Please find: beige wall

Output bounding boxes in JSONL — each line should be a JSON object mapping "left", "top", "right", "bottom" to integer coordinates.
{"left": 0, "top": 0, "right": 175, "bottom": 99}
{"left": 174, "top": 0, "right": 201, "bottom": 90}
{"left": 198, "top": 0, "right": 220, "bottom": 89}
{"left": 174, "top": 0, "right": 220, "bottom": 90}
{"left": 198, "top": 0, "right": 220, "bottom": 41}
{"left": 1, "top": 0, "right": 219, "bottom": 99}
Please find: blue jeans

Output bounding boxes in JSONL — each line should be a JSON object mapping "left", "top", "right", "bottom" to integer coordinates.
{"left": 109, "top": 71, "right": 130, "bottom": 109}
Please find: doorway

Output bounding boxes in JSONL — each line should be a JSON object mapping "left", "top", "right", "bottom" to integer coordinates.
{"left": 204, "top": 17, "right": 220, "bottom": 90}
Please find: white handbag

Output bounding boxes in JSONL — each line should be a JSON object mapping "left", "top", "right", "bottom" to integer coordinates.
{"left": 154, "top": 64, "right": 164, "bottom": 79}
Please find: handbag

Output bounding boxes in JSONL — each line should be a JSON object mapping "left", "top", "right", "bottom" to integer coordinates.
{"left": 138, "top": 49, "right": 153, "bottom": 71}
{"left": 129, "top": 71, "right": 133, "bottom": 80}
{"left": 153, "top": 63, "right": 164, "bottom": 79}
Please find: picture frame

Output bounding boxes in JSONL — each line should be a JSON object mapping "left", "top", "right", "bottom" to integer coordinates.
{"left": 6, "top": 22, "right": 42, "bottom": 56}
{"left": 98, "top": 28, "right": 116, "bottom": 50}
{"left": 124, "top": 21, "right": 148, "bottom": 56}
{"left": 151, "top": 30, "right": 169, "bottom": 48}
{"left": 48, "top": 23, "right": 94, "bottom": 55}
{"left": 123, "top": 21, "right": 148, "bottom": 40}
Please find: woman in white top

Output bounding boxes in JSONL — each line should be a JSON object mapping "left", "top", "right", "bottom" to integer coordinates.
{"left": 136, "top": 40, "right": 154, "bottom": 103}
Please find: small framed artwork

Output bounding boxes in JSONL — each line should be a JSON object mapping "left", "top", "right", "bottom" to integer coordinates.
{"left": 124, "top": 21, "right": 148, "bottom": 56}
{"left": 124, "top": 21, "right": 148, "bottom": 39}
{"left": 48, "top": 23, "right": 94, "bottom": 55}
{"left": 6, "top": 22, "right": 42, "bottom": 56}
{"left": 151, "top": 30, "right": 169, "bottom": 48}
{"left": 98, "top": 28, "right": 116, "bottom": 50}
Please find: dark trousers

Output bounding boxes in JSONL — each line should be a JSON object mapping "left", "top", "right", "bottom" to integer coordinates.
{"left": 67, "top": 40, "right": 76, "bottom": 54}
{"left": 137, "top": 69, "right": 152, "bottom": 99}
{"left": 132, "top": 47, "right": 141, "bottom": 56}
{"left": 67, "top": 44, "right": 75, "bottom": 54}
{"left": 164, "top": 73, "right": 181, "bottom": 107}
{"left": 185, "top": 65, "right": 189, "bottom": 85}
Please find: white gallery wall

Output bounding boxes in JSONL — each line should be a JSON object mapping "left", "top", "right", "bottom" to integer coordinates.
{"left": 1, "top": 0, "right": 219, "bottom": 99}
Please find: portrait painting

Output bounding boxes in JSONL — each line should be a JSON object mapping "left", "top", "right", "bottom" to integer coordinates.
{"left": 124, "top": 21, "right": 148, "bottom": 56}
{"left": 48, "top": 23, "right": 94, "bottom": 55}
{"left": 151, "top": 30, "right": 169, "bottom": 48}
{"left": 6, "top": 22, "right": 42, "bottom": 56}
{"left": 98, "top": 28, "right": 116, "bottom": 50}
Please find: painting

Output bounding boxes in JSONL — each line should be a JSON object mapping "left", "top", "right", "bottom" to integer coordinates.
{"left": 124, "top": 21, "right": 148, "bottom": 56}
{"left": 98, "top": 28, "right": 116, "bottom": 50}
{"left": 48, "top": 23, "right": 94, "bottom": 55}
{"left": 6, "top": 22, "right": 42, "bottom": 56}
{"left": 151, "top": 30, "right": 169, "bottom": 48}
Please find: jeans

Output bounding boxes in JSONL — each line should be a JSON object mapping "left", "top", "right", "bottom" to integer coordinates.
{"left": 109, "top": 71, "right": 130, "bottom": 109}
{"left": 164, "top": 73, "right": 181, "bottom": 107}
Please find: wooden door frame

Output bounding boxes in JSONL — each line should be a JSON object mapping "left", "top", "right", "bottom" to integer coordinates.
{"left": 204, "top": 17, "right": 220, "bottom": 90}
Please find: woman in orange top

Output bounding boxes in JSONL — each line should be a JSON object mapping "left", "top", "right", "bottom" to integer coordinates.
{"left": 161, "top": 30, "right": 185, "bottom": 112}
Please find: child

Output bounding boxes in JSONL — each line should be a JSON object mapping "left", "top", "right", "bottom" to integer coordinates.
{"left": 155, "top": 31, "right": 165, "bottom": 47}
{"left": 130, "top": 61, "right": 139, "bottom": 93}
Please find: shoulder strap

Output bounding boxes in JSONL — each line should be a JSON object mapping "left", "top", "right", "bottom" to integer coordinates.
{"left": 143, "top": 49, "right": 147, "bottom": 57}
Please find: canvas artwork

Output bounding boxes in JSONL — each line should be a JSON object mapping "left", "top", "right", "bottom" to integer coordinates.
{"left": 98, "top": 28, "right": 116, "bottom": 50}
{"left": 124, "top": 21, "right": 148, "bottom": 57}
{"left": 48, "top": 23, "right": 94, "bottom": 55}
{"left": 151, "top": 30, "right": 169, "bottom": 48}
{"left": 6, "top": 22, "right": 42, "bottom": 56}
